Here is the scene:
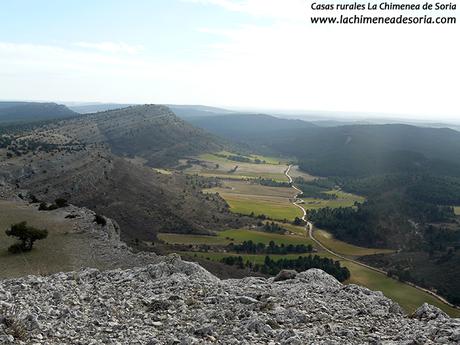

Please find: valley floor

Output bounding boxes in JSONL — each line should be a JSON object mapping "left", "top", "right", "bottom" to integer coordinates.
{"left": 1, "top": 150, "right": 459, "bottom": 317}
{"left": 159, "top": 151, "right": 460, "bottom": 317}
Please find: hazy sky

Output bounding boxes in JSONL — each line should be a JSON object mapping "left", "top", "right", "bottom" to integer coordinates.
{"left": 0, "top": 0, "right": 458, "bottom": 120}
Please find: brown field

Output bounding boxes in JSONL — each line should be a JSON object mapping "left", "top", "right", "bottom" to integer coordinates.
{"left": 288, "top": 165, "right": 317, "bottom": 181}
{"left": 183, "top": 153, "right": 289, "bottom": 181}
{"left": 206, "top": 180, "right": 296, "bottom": 199}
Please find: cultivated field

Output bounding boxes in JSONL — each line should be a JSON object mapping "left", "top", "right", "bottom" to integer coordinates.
{"left": 220, "top": 193, "right": 302, "bottom": 220}
{"left": 162, "top": 220, "right": 459, "bottom": 316}
{"left": 302, "top": 190, "right": 365, "bottom": 210}
{"left": 176, "top": 152, "right": 460, "bottom": 316}
{"left": 206, "top": 179, "right": 301, "bottom": 221}
{"left": 314, "top": 229, "right": 395, "bottom": 257}
{"left": 183, "top": 152, "right": 289, "bottom": 181}
{"left": 159, "top": 228, "right": 314, "bottom": 247}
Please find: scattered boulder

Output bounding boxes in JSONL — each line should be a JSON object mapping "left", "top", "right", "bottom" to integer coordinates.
{"left": 274, "top": 269, "right": 298, "bottom": 282}
{"left": 412, "top": 303, "right": 449, "bottom": 321}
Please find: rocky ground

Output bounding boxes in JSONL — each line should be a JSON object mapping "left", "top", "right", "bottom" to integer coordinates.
{"left": 1, "top": 256, "right": 459, "bottom": 345}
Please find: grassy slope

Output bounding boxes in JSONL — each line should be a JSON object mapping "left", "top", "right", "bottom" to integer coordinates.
{"left": 314, "top": 229, "right": 395, "bottom": 257}
{"left": 312, "top": 227, "right": 459, "bottom": 315}
{"left": 0, "top": 201, "right": 98, "bottom": 278}
{"left": 336, "top": 257, "right": 460, "bottom": 317}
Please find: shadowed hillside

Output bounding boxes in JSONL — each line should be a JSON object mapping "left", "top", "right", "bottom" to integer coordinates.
{"left": 0, "top": 102, "right": 77, "bottom": 124}
{"left": 188, "top": 113, "right": 316, "bottom": 142}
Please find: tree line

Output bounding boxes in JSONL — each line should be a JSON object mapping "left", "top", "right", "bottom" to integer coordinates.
{"left": 221, "top": 255, "right": 350, "bottom": 282}
{"left": 227, "top": 240, "right": 313, "bottom": 255}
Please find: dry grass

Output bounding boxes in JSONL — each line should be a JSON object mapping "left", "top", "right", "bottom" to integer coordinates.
{"left": 0, "top": 201, "right": 99, "bottom": 278}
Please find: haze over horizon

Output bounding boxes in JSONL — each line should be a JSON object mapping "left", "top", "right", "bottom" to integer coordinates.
{"left": 0, "top": 0, "right": 458, "bottom": 121}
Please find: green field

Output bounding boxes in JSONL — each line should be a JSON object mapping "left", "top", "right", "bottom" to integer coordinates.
{"left": 158, "top": 233, "right": 233, "bottom": 245}
{"left": 334, "top": 257, "right": 460, "bottom": 317}
{"left": 186, "top": 251, "right": 312, "bottom": 264}
{"left": 223, "top": 194, "right": 302, "bottom": 220}
{"left": 302, "top": 190, "right": 365, "bottom": 210}
{"left": 205, "top": 179, "right": 300, "bottom": 221}
{"left": 185, "top": 250, "right": 460, "bottom": 317}
{"left": 163, "top": 223, "right": 459, "bottom": 316}
{"left": 220, "top": 229, "right": 314, "bottom": 246}
{"left": 314, "top": 229, "right": 395, "bottom": 257}
{"left": 159, "top": 228, "right": 314, "bottom": 247}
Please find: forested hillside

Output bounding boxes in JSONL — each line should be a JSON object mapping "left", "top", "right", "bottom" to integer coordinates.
{"left": 188, "top": 114, "right": 316, "bottom": 142}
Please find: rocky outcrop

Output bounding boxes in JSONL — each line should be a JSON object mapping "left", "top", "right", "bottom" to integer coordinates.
{"left": 1, "top": 259, "right": 459, "bottom": 344}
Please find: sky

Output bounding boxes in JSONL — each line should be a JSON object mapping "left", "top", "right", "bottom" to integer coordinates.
{"left": 0, "top": 0, "right": 458, "bottom": 121}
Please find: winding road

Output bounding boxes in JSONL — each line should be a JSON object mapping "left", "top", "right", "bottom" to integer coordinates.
{"left": 284, "top": 164, "right": 459, "bottom": 310}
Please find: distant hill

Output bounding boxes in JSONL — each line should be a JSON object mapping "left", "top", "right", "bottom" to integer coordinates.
{"left": 188, "top": 113, "right": 317, "bottom": 142}
{"left": 168, "top": 104, "right": 234, "bottom": 119}
{"left": 226, "top": 123, "right": 460, "bottom": 177}
{"left": 286, "top": 124, "right": 460, "bottom": 189}
{"left": 69, "top": 103, "right": 134, "bottom": 114}
{"left": 70, "top": 103, "right": 235, "bottom": 118}
{"left": 83, "top": 105, "right": 223, "bottom": 166}
{"left": 0, "top": 102, "right": 77, "bottom": 123}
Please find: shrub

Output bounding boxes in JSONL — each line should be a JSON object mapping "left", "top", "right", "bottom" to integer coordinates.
{"left": 7, "top": 243, "right": 23, "bottom": 254}
{"left": 94, "top": 214, "right": 107, "bottom": 226}
{"left": 5, "top": 221, "right": 48, "bottom": 252}
{"left": 29, "top": 194, "right": 40, "bottom": 204}
{"left": 54, "top": 198, "right": 68, "bottom": 208}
